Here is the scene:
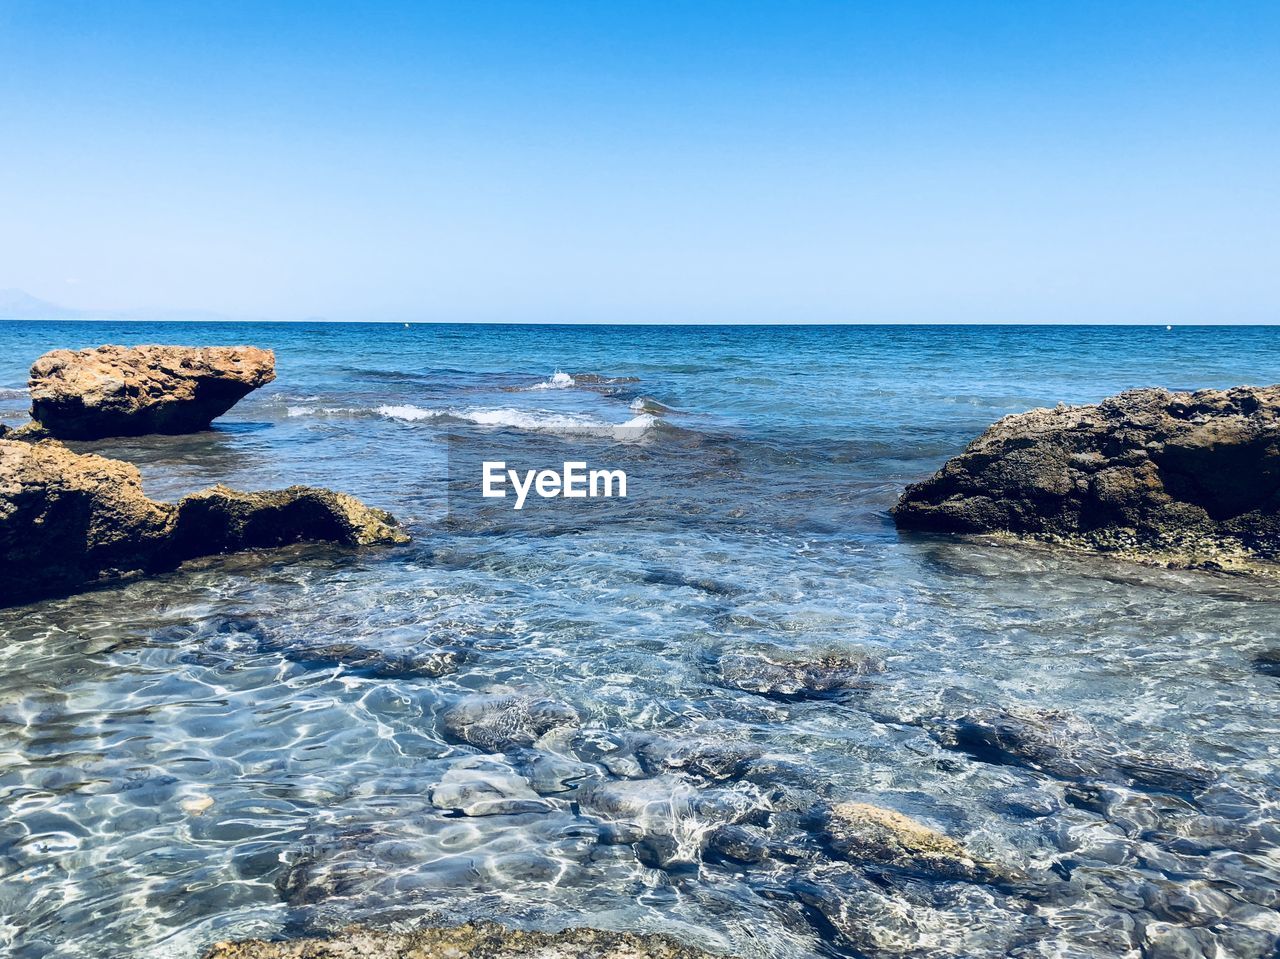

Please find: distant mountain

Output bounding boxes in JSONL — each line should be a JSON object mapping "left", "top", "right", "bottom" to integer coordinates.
{"left": 0, "top": 288, "right": 244, "bottom": 323}
{"left": 0, "top": 288, "right": 87, "bottom": 320}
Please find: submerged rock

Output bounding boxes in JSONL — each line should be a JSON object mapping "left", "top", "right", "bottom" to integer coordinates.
{"left": 1253, "top": 650, "right": 1280, "bottom": 677}
{"left": 789, "top": 870, "right": 1033, "bottom": 959}
{"left": 706, "top": 823, "right": 773, "bottom": 864}
{"left": 440, "top": 694, "right": 579, "bottom": 752}
{"left": 632, "top": 735, "right": 763, "bottom": 781}
{"left": 821, "top": 802, "right": 989, "bottom": 882}
{"left": 204, "top": 921, "right": 724, "bottom": 959}
{"left": 271, "top": 640, "right": 463, "bottom": 679}
{"left": 0, "top": 439, "right": 408, "bottom": 606}
{"left": 576, "top": 775, "right": 767, "bottom": 870}
{"left": 29, "top": 344, "right": 276, "bottom": 438}
{"left": 429, "top": 757, "right": 558, "bottom": 816}
{"left": 925, "top": 707, "right": 1213, "bottom": 797}
{"left": 642, "top": 568, "right": 744, "bottom": 596}
{"left": 712, "top": 646, "right": 882, "bottom": 700}
{"left": 893, "top": 386, "right": 1280, "bottom": 572}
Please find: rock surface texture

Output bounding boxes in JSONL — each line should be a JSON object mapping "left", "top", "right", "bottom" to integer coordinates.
{"left": 0, "top": 439, "right": 407, "bottom": 606}
{"left": 822, "top": 802, "right": 988, "bottom": 882}
{"left": 29, "top": 344, "right": 276, "bottom": 438}
{"left": 892, "top": 386, "right": 1280, "bottom": 572}
{"left": 203, "top": 922, "right": 724, "bottom": 959}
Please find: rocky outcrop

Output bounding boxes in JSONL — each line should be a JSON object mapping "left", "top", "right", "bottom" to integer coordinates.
{"left": 29, "top": 344, "right": 275, "bottom": 438}
{"left": 204, "top": 922, "right": 725, "bottom": 959}
{"left": 173, "top": 485, "right": 406, "bottom": 551}
{"left": 893, "top": 386, "right": 1280, "bottom": 572}
{"left": 0, "top": 439, "right": 407, "bottom": 606}
{"left": 1, "top": 439, "right": 175, "bottom": 603}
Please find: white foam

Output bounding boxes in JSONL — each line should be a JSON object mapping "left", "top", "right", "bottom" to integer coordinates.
{"left": 463, "top": 407, "right": 600, "bottom": 430}
{"left": 287, "top": 405, "right": 373, "bottom": 418}
{"left": 618, "top": 413, "right": 660, "bottom": 431}
{"left": 376, "top": 404, "right": 445, "bottom": 422}
{"left": 528, "top": 371, "right": 576, "bottom": 390}
{"left": 377, "top": 404, "right": 662, "bottom": 438}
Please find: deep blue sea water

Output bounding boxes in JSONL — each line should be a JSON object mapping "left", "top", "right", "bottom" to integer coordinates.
{"left": 2, "top": 321, "right": 1279, "bottom": 959}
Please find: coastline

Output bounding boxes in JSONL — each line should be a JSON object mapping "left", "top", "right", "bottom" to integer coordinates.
{"left": 2, "top": 324, "right": 1279, "bottom": 959}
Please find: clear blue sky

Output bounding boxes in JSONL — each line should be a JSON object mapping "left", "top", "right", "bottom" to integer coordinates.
{"left": 1, "top": 1, "right": 1277, "bottom": 323}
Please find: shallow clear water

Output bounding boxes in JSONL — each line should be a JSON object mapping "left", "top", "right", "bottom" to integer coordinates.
{"left": 2, "top": 321, "right": 1279, "bottom": 959}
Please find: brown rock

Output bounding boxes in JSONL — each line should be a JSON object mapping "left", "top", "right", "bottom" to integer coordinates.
{"left": 892, "top": 386, "right": 1280, "bottom": 572}
{"left": 203, "top": 921, "right": 724, "bottom": 959}
{"left": 29, "top": 344, "right": 276, "bottom": 438}
{"left": 0, "top": 439, "right": 408, "bottom": 607}
{"left": 0, "top": 439, "right": 176, "bottom": 602}
{"left": 174, "top": 485, "right": 409, "bottom": 552}
{"left": 822, "top": 802, "right": 989, "bottom": 882}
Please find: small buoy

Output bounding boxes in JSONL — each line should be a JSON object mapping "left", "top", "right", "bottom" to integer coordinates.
{"left": 404, "top": 323, "right": 410, "bottom": 328}
{"left": 1166, "top": 325, "right": 1172, "bottom": 330}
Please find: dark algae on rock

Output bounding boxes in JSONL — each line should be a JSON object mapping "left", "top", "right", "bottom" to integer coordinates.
{"left": 893, "top": 385, "right": 1280, "bottom": 572}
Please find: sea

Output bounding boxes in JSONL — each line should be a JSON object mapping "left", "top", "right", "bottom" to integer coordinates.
{"left": 1, "top": 321, "right": 1279, "bottom": 959}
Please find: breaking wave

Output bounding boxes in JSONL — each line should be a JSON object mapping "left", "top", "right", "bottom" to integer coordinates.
{"left": 630, "top": 396, "right": 679, "bottom": 414}
{"left": 377, "top": 404, "right": 661, "bottom": 437}
{"left": 517, "top": 371, "right": 642, "bottom": 394}
{"left": 285, "top": 405, "right": 375, "bottom": 418}
{"left": 528, "top": 371, "right": 576, "bottom": 390}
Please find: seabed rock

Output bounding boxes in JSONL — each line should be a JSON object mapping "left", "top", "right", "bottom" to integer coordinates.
{"left": 440, "top": 694, "right": 580, "bottom": 752}
{"left": 271, "top": 640, "right": 464, "bottom": 679}
{"left": 29, "top": 343, "right": 275, "bottom": 438}
{"left": 712, "top": 646, "right": 883, "bottom": 700}
{"left": 893, "top": 385, "right": 1280, "bottom": 573}
{"left": 821, "top": 801, "right": 993, "bottom": 882}
{"left": 631, "top": 734, "right": 763, "bottom": 781}
{"left": 1253, "top": 650, "right": 1280, "bottom": 677}
{"left": 576, "top": 775, "right": 767, "bottom": 870}
{"left": 429, "top": 757, "right": 558, "bottom": 816}
{"left": 925, "top": 706, "right": 1214, "bottom": 797}
{"left": 0, "top": 438, "right": 408, "bottom": 606}
{"left": 204, "top": 921, "right": 725, "bottom": 959}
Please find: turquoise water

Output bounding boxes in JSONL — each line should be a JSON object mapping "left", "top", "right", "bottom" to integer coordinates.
{"left": 2, "top": 321, "right": 1279, "bottom": 959}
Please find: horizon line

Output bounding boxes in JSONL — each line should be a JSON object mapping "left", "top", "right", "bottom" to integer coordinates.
{"left": 1, "top": 317, "right": 1276, "bottom": 329}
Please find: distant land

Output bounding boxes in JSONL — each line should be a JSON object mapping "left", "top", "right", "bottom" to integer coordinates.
{"left": 2, "top": 289, "right": 1267, "bottom": 327}
{"left": 0, "top": 289, "right": 321, "bottom": 324}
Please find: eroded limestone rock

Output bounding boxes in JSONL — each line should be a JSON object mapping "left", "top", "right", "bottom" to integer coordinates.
{"left": 893, "top": 386, "right": 1280, "bottom": 572}
{"left": 0, "top": 439, "right": 407, "bottom": 606}
{"left": 29, "top": 344, "right": 275, "bottom": 438}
